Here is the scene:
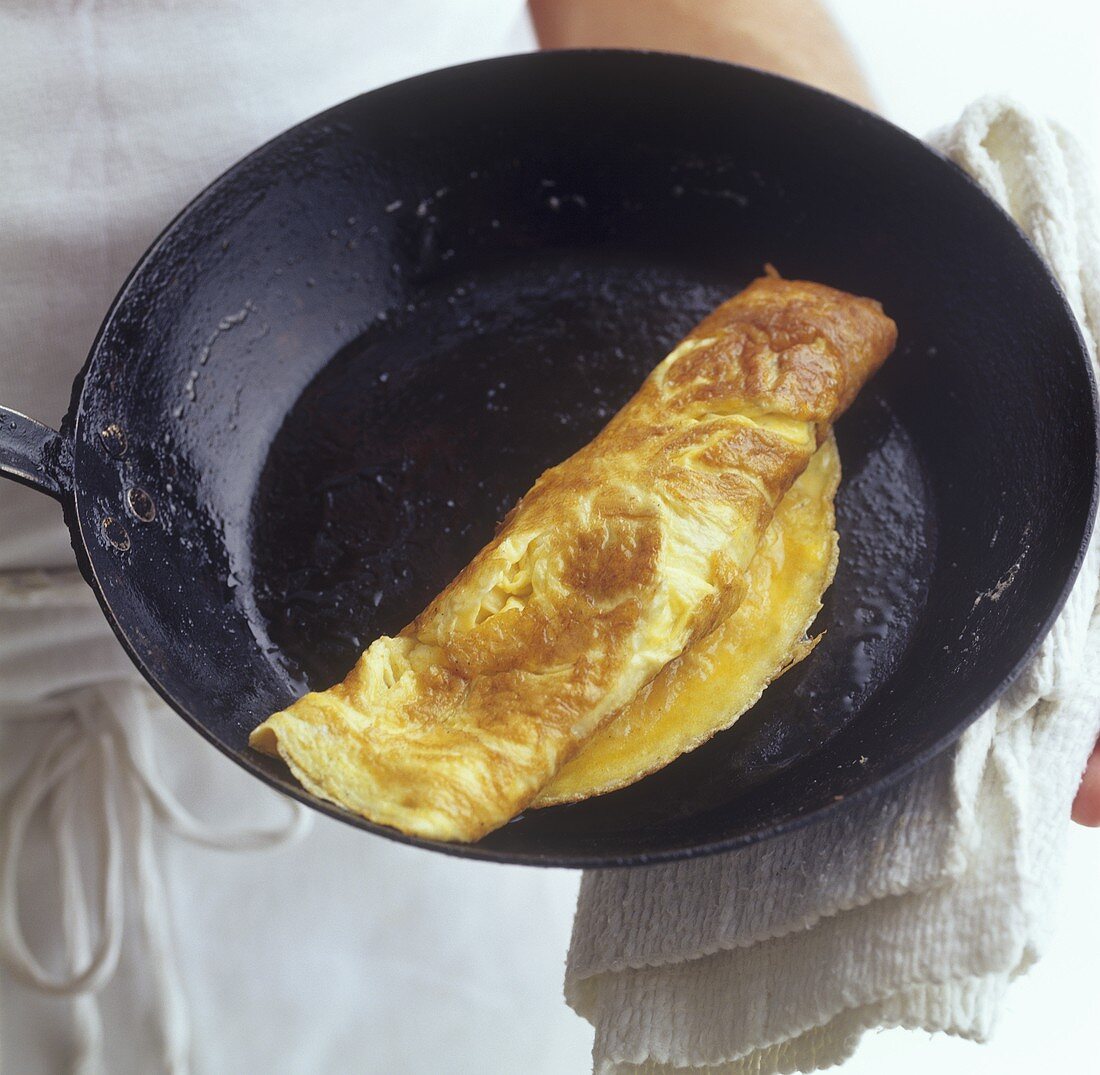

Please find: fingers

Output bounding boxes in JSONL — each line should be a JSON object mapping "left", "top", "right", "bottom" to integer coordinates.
{"left": 1071, "top": 746, "right": 1100, "bottom": 827}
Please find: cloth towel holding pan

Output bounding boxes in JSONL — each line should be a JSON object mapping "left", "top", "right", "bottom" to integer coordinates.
{"left": 564, "top": 96, "right": 1100, "bottom": 1075}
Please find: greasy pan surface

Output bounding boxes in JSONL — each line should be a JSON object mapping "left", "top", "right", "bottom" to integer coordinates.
{"left": 65, "top": 52, "right": 1096, "bottom": 865}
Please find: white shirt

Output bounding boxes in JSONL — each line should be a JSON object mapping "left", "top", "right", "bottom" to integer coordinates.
{"left": 0, "top": 4, "right": 590, "bottom": 1072}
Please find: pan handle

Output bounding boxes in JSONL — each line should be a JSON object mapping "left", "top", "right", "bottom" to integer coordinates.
{"left": 0, "top": 406, "right": 72, "bottom": 501}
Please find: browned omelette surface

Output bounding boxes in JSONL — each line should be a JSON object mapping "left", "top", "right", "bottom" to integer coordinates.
{"left": 250, "top": 275, "right": 896, "bottom": 841}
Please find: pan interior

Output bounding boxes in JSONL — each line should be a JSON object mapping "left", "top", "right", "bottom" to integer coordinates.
{"left": 250, "top": 250, "right": 937, "bottom": 852}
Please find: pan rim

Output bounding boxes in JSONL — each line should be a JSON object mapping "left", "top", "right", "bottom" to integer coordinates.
{"left": 65, "top": 49, "right": 1100, "bottom": 868}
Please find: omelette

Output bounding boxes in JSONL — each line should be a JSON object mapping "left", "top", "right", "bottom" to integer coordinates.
{"left": 251, "top": 274, "right": 896, "bottom": 841}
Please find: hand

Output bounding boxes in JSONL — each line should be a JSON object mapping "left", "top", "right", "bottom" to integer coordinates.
{"left": 1072, "top": 746, "right": 1100, "bottom": 825}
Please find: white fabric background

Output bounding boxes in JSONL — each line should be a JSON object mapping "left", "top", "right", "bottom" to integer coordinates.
{"left": 1, "top": 4, "right": 597, "bottom": 1074}
{"left": 1, "top": 2, "right": 1098, "bottom": 1074}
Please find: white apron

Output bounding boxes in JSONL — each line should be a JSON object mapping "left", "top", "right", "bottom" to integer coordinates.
{"left": 0, "top": 3, "right": 588, "bottom": 1071}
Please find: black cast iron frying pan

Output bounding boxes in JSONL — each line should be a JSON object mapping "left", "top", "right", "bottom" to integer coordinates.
{"left": 1, "top": 51, "right": 1095, "bottom": 867}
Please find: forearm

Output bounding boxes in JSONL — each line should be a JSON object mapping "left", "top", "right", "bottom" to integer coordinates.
{"left": 529, "top": 0, "right": 874, "bottom": 109}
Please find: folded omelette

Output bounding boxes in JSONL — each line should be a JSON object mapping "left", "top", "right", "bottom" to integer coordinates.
{"left": 251, "top": 274, "right": 896, "bottom": 841}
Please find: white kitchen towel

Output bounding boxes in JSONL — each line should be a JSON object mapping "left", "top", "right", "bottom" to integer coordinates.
{"left": 565, "top": 97, "right": 1100, "bottom": 1075}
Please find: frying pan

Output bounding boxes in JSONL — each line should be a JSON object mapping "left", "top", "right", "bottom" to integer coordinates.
{"left": 1, "top": 51, "right": 1095, "bottom": 867}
